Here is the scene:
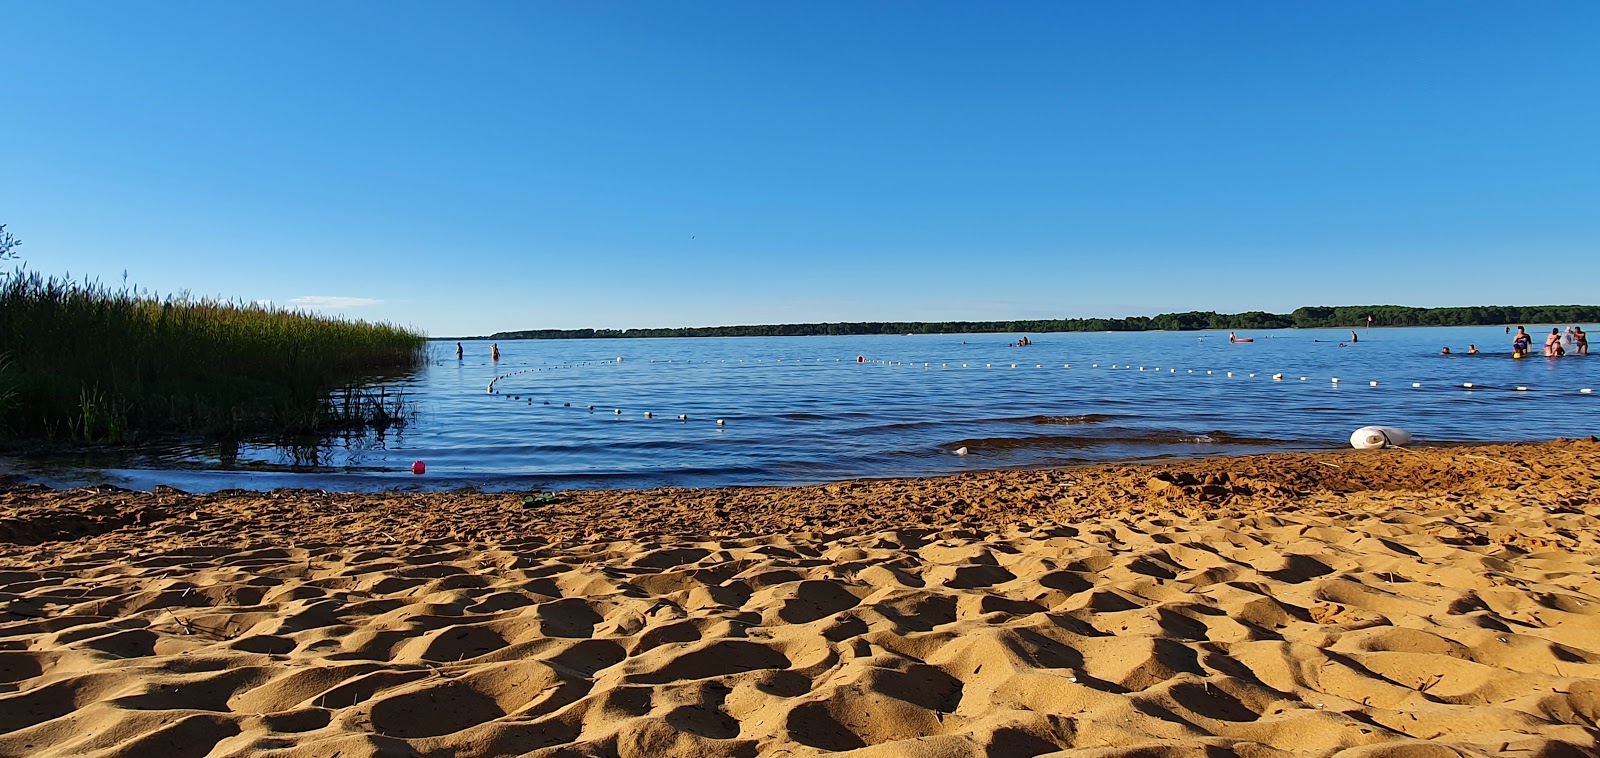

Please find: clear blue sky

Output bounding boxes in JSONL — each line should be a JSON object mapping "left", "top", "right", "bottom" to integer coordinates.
{"left": 4, "top": 2, "right": 1597, "bottom": 336}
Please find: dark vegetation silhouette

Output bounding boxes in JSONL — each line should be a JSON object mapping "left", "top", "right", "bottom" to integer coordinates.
{"left": 0, "top": 224, "right": 426, "bottom": 444}
{"left": 483, "top": 305, "right": 1600, "bottom": 340}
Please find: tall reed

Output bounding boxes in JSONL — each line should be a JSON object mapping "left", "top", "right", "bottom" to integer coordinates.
{"left": 0, "top": 271, "right": 426, "bottom": 442}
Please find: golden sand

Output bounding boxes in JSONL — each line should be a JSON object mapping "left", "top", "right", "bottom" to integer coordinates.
{"left": 2, "top": 440, "right": 1598, "bottom": 757}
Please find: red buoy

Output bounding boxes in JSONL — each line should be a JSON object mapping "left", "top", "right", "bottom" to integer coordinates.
{"left": 856, "top": 355, "right": 864, "bottom": 363}
{"left": 411, "top": 460, "right": 426, "bottom": 475}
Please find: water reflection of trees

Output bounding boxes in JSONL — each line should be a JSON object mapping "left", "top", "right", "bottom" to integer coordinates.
{"left": 278, "top": 425, "right": 401, "bottom": 469}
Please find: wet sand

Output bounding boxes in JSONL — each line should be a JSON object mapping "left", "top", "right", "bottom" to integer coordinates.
{"left": 2, "top": 440, "right": 1598, "bottom": 757}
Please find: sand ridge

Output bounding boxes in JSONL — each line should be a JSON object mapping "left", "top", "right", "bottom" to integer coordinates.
{"left": 1, "top": 440, "right": 1598, "bottom": 756}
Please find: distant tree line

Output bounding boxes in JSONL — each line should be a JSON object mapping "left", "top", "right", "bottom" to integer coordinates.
{"left": 479, "top": 305, "right": 1600, "bottom": 340}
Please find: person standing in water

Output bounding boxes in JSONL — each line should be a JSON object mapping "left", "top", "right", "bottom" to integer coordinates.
{"left": 1576, "top": 326, "right": 1589, "bottom": 355}
{"left": 1350, "top": 331, "right": 1359, "bottom": 343}
{"left": 1545, "top": 328, "right": 1563, "bottom": 356}
{"left": 456, "top": 342, "right": 464, "bottom": 360}
{"left": 491, "top": 343, "right": 501, "bottom": 361}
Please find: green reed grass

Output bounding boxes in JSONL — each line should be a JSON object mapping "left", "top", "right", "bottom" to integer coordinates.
{"left": 0, "top": 271, "right": 426, "bottom": 442}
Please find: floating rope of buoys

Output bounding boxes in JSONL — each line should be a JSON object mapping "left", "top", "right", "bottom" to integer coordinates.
{"left": 485, "top": 353, "right": 1597, "bottom": 439}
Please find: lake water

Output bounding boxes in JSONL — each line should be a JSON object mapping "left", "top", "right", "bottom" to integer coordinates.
{"left": 29, "top": 326, "right": 1599, "bottom": 492}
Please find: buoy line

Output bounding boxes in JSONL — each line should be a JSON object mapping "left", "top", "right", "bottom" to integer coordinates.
{"left": 485, "top": 354, "right": 1598, "bottom": 431}
{"left": 487, "top": 357, "right": 731, "bottom": 427}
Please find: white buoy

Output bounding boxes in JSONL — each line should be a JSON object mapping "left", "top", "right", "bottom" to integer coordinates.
{"left": 1248, "top": 373, "right": 1256, "bottom": 378}
{"left": 1227, "top": 372, "right": 1233, "bottom": 378}
{"left": 1010, "top": 363, "right": 1016, "bottom": 369}
{"left": 1170, "top": 369, "right": 1176, "bottom": 373}
{"left": 1064, "top": 363, "right": 1070, "bottom": 368}
{"left": 679, "top": 414, "right": 688, "bottom": 421}
{"left": 1583, "top": 388, "right": 1594, "bottom": 394}
{"left": 1411, "top": 383, "right": 1421, "bottom": 388}
{"left": 1206, "top": 370, "right": 1213, "bottom": 375}
{"left": 1093, "top": 364, "right": 1099, "bottom": 368}
{"left": 1462, "top": 382, "right": 1474, "bottom": 389}
{"left": 1300, "top": 377, "right": 1307, "bottom": 381}
{"left": 716, "top": 419, "right": 725, "bottom": 425}
{"left": 615, "top": 409, "right": 622, "bottom": 414}
{"left": 1369, "top": 381, "right": 1379, "bottom": 387}
{"left": 1140, "top": 367, "right": 1145, "bottom": 371}
{"left": 1516, "top": 386, "right": 1528, "bottom": 392}
{"left": 1331, "top": 377, "right": 1340, "bottom": 384}
{"left": 643, "top": 411, "right": 653, "bottom": 418}
{"left": 1272, "top": 373, "right": 1283, "bottom": 381}
{"left": 617, "top": 357, "right": 624, "bottom": 362}
{"left": 955, "top": 446, "right": 969, "bottom": 456}
{"left": 1351, "top": 426, "right": 1412, "bottom": 449}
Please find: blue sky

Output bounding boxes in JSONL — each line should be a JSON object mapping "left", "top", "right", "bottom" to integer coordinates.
{"left": 3, "top": 2, "right": 1597, "bottom": 336}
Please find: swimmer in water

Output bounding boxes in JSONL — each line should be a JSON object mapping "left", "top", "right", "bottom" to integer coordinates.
{"left": 1441, "top": 347, "right": 1451, "bottom": 355}
{"left": 1468, "top": 344, "right": 1479, "bottom": 354}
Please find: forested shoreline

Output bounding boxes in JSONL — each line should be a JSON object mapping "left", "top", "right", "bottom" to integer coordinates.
{"left": 477, "top": 305, "right": 1600, "bottom": 340}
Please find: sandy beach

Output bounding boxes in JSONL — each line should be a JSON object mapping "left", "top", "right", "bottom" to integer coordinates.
{"left": 2, "top": 440, "right": 1598, "bottom": 757}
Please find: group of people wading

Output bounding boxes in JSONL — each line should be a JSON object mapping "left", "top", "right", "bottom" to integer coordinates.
{"left": 1510, "top": 325, "right": 1588, "bottom": 358}
{"left": 455, "top": 341, "right": 500, "bottom": 361}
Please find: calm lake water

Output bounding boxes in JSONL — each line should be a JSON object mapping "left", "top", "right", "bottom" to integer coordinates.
{"left": 28, "top": 327, "right": 1599, "bottom": 492}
